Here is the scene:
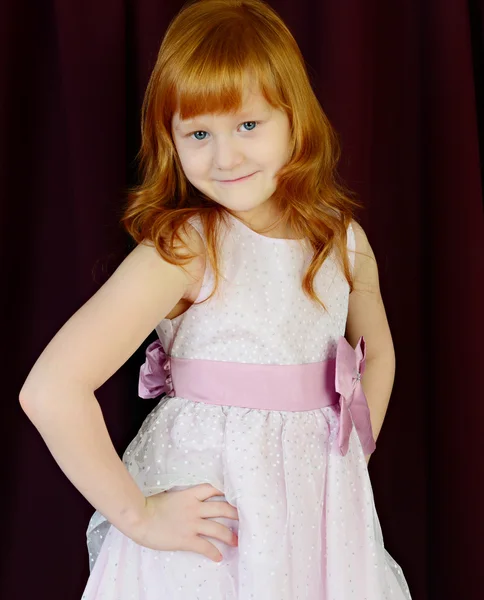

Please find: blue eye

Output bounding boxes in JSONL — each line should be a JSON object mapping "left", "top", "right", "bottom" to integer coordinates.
{"left": 192, "top": 131, "right": 208, "bottom": 141}
{"left": 241, "top": 121, "right": 257, "bottom": 131}
{"left": 188, "top": 121, "right": 259, "bottom": 141}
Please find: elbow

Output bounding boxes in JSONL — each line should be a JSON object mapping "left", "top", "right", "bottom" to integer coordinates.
{"left": 18, "top": 381, "right": 39, "bottom": 416}
{"left": 18, "top": 376, "right": 54, "bottom": 418}
{"left": 19, "top": 376, "right": 92, "bottom": 420}
{"left": 19, "top": 381, "right": 30, "bottom": 407}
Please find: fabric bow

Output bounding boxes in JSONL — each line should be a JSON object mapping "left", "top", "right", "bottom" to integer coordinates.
{"left": 138, "top": 339, "right": 173, "bottom": 399}
{"left": 334, "top": 336, "right": 376, "bottom": 456}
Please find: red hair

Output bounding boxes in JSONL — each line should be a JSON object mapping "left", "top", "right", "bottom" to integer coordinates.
{"left": 122, "top": 0, "right": 362, "bottom": 307}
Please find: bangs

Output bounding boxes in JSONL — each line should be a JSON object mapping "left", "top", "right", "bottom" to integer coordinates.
{"left": 126, "top": 1, "right": 357, "bottom": 308}
{"left": 164, "top": 32, "right": 285, "bottom": 121}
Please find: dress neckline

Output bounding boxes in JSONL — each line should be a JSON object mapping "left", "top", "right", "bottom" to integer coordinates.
{"left": 228, "top": 213, "right": 304, "bottom": 244}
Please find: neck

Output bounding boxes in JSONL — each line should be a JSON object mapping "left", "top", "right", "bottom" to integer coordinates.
{"left": 231, "top": 201, "right": 288, "bottom": 238}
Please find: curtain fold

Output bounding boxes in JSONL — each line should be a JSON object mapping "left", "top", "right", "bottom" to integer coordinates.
{"left": 2, "top": 2, "right": 482, "bottom": 598}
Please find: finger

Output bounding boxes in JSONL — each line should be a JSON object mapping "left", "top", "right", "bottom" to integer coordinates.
{"left": 190, "top": 537, "right": 223, "bottom": 563}
{"left": 192, "top": 483, "right": 224, "bottom": 502}
{"left": 197, "top": 520, "right": 238, "bottom": 547}
{"left": 200, "top": 500, "right": 239, "bottom": 521}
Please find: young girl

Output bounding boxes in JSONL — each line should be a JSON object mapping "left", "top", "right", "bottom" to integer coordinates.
{"left": 20, "top": 0, "right": 412, "bottom": 598}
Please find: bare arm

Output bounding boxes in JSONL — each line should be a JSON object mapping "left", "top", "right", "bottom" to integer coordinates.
{"left": 19, "top": 231, "right": 205, "bottom": 535}
{"left": 345, "top": 221, "right": 396, "bottom": 462}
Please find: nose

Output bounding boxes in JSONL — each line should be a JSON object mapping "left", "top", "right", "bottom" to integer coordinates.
{"left": 212, "top": 135, "right": 244, "bottom": 172}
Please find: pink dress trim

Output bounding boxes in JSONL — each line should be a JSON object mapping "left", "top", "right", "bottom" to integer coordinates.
{"left": 139, "top": 335, "right": 376, "bottom": 457}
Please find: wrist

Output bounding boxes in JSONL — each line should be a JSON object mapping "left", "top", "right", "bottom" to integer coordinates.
{"left": 114, "top": 494, "right": 149, "bottom": 536}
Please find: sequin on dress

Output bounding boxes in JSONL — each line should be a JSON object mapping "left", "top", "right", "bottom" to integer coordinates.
{"left": 81, "top": 213, "right": 412, "bottom": 599}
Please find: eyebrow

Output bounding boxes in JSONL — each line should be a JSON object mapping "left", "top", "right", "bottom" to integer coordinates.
{"left": 175, "top": 108, "right": 268, "bottom": 130}
{"left": 174, "top": 121, "right": 203, "bottom": 132}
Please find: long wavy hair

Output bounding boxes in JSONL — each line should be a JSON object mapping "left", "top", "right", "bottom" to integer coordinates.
{"left": 122, "top": 0, "right": 362, "bottom": 307}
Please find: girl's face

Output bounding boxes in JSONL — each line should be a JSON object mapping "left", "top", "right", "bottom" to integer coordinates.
{"left": 171, "top": 87, "right": 291, "bottom": 218}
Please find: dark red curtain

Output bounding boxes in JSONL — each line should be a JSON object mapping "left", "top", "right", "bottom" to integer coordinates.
{"left": 2, "top": 1, "right": 483, "bottom": 598}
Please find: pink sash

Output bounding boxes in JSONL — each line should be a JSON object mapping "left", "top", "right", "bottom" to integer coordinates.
{"left": 138, "top": 336, "right": 376, "bottom": 456}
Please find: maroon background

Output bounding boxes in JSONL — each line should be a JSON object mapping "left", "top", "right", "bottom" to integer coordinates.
{"left": 1, "top": 1, "right": 483, "bottom": 598}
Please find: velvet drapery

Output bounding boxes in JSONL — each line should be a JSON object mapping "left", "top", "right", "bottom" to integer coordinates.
{"left": 2, "top": 1, "right": 483, "bottom": 598}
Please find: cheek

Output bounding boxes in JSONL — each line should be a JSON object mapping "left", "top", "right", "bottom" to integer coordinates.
{"left": 276, "top": 135, "right": 292, "bottom": 166}
{"left": 178, "top": 150, "right": 209, "bottom": 179}
{"left": 261, "top": 141, "right": 291, "bottom": 169}
{"left": 255, "top": 128, "right": 291, "bottom": 166}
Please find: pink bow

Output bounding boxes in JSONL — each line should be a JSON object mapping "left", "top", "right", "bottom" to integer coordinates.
{"left": 138, "top": 340, "right": 173, "bottom": 399}
{"left": 335, "top": 336, "right": 376, "bottom": 456}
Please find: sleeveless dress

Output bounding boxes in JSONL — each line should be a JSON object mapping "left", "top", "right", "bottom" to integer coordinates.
{"left": 82, "top": 213, "right": 412, "bottom": 599}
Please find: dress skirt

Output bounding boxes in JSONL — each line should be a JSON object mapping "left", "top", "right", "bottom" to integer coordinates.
{"left": 82, "top": 395, "right": 411, "bottom": 599}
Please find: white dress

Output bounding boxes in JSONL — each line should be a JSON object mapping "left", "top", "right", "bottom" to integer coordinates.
{"left": 82, "top": 213, "right": 412, "bottom": 599}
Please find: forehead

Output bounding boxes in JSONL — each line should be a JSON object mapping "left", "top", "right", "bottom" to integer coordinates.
{"left": 172, "top": 88, "right": 270, "bottom": 126}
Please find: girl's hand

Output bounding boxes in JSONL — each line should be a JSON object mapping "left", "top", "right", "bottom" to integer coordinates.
{"left": 127, "top": 483, "right": 239, "bottom": 562}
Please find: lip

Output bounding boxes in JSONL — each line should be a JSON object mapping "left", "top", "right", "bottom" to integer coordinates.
{"left": 217, "top": 171, "right": 258, "bottom": 184}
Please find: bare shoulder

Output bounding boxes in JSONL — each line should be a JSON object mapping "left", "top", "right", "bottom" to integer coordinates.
{"left": 346, "top": 219, "right": 393, "bottom": 360}
{"left": 349, "top": 219, "right": 378, "bottom": 292}
{"left": 142, "top": 219, "right": 206, "bottom": 299}
{"left": 167, "top": 218, "right": 206, "bottom": 257}
{"left": 20, "top": 225, "right": 206, "bottom": 398}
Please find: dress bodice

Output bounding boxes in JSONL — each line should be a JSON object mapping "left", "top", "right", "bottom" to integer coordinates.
{"left": 156, "top": 214, "right": 355, "bottom": 366}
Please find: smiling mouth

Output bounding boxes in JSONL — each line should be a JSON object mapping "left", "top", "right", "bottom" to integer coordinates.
{"left": 217, "top": 171, "right": 258, "bottom": 183}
